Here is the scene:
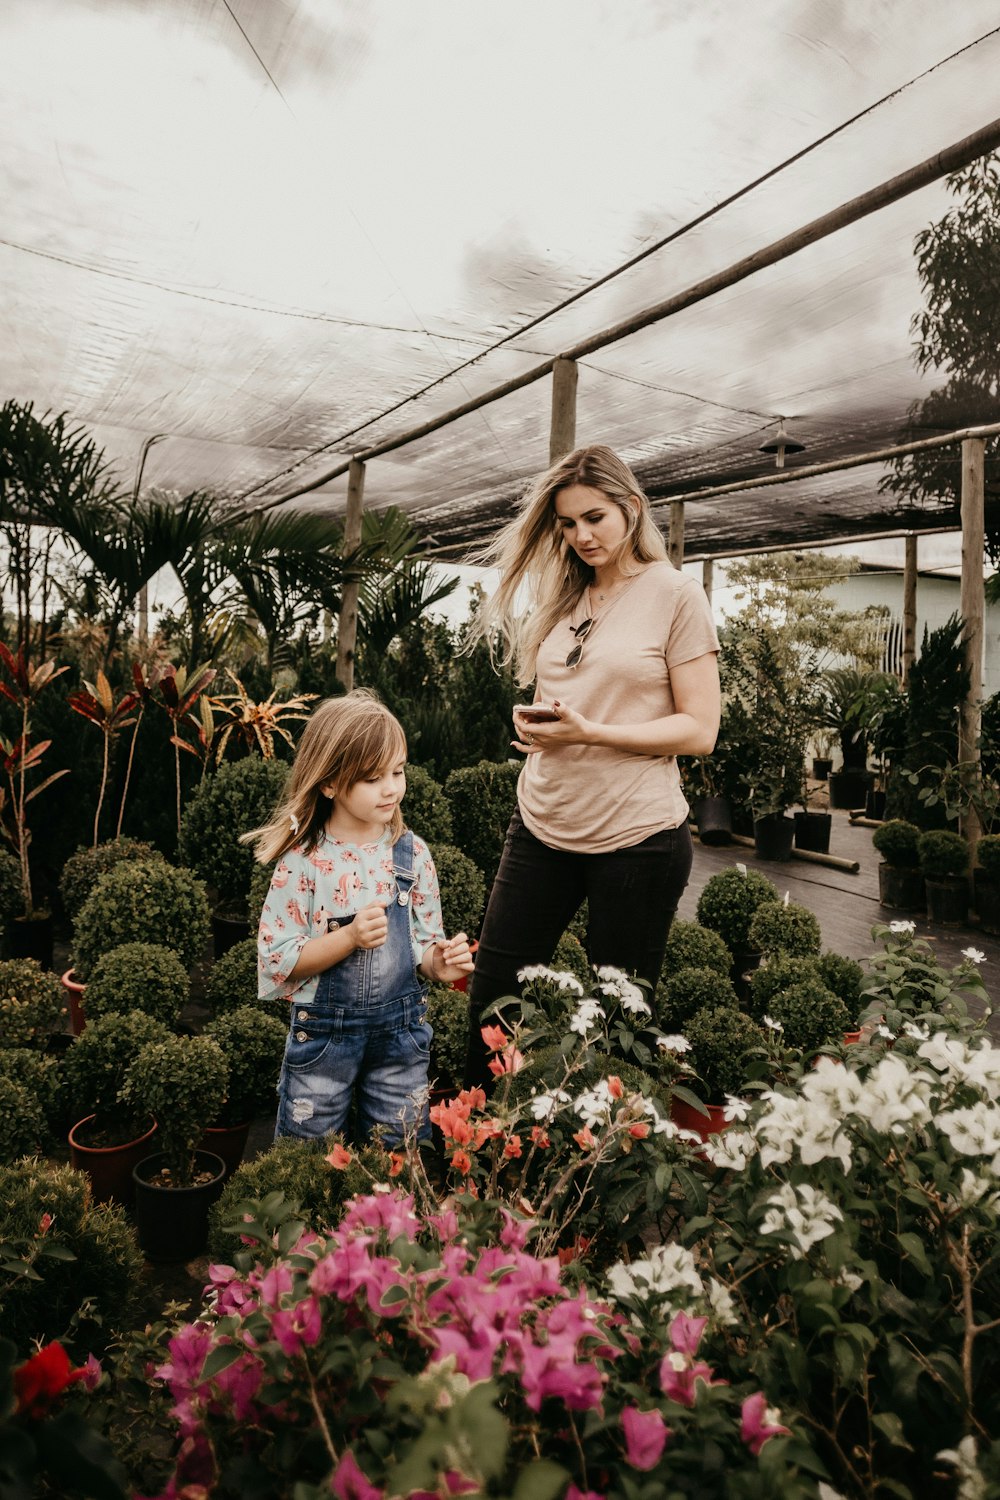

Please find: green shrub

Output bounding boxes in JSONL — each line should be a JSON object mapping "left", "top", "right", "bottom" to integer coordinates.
{"left": 121, "top": 1034, "right": 229, "bottom": 1186}
{"left": 204, "top": 936, "right": 270, "bottom": 1016}
{"left": 657, "top": 965, "right": 739, "bottom": 1030}
{"left": 0, "top": 1047, "right": 65, "bottom": 1140}
{"left": 564, "top": 902, "right": 588, "bottom": 945}
{"left": 918, "top": 829, "right": 969, "bottom": 879}
{"left": 179, "top": 758, "right": 289, "bottom": 914}
{"left": 662, "top": 919, "right": 731, "bottom": 978}
{"left": 551, "top": 931, "right": 591, "bottom": 987}
{"left": 0, "top": 848, "right": 23, "bottom": 924}
{"left": 204, "top": 1005, "right": 287, "bottom": 1126}
{"left": 747, "top": 954, "right": 824, "bottom": 1022}
{"left": 695, "top": 866, "right": 779, "bottom": 951}
{"left": 0, "top": 1158, "right": 143, "bottom": 1357}
{"left": 0, "top": 1076, "right": 46, "bottom": 1162}
{"left": 249, "top": 860, "right": 273, "bottom": 927}
{"left": 443, "top": 760, "right": 520, "bottom": 884}
{"left": 83, "top": 941, "right": 190, "bottom": 1027}
{"left": 766, "top": 978, "right": 851, "bottom": 1054}
{"left": 62, "top": 1009, "right": 172, "bottom": 1142}
{"left": 506, "top": 1043, "right": 669, "bottom": 1115}
{"left": 59, "top": 837, "right": 164, "bottom": 922}
{"left": 816, "top": 951, "right": 865, "bottom": 1023}
{"left": 72, "top": 859, "right": 211, "bottom": 979}
{"left": 976, "top": 833, "right": 1000, "bottom": 879}
{"left": 0, "top": 959, "right": 65, "bottom": 1048}
{"left": 683, "top": 1005, "right": 762, "bottom": 1102}
{"left": 747, "top": 899, "right": 822, "bottom": 959}
{"left": 871, "top": 818, "right": 922, "bottom": 869}
{"left": 402, "top": 764, "right": 453, "bottom": 843}
{"left": 426, "top": 983, "right": 469, "bottom": 1089}
{"left": 428, "top": 842, "right": 486, "bottom": 940}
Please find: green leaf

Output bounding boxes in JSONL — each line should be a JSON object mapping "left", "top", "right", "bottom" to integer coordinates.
{"left": 896, "top": 1231, "right": 932, "bottom": 1277}
{"left": 872, "top": 1412, "right": 914, "bottom": 1451}
{"left": 201, "top": 1342, "right": 244, "bottom": 1380}
{"left": 511, "top": 1459, "right": 571, "bottom": 1500}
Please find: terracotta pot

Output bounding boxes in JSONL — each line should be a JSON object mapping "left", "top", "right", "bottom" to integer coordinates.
{"left": 669, "top": 1095, "right": 731, "bottom": 1142}
{"left": 842, "top": 1030, "right": 862, "bottom": 1046}
{"left": 61, "top": 968, "right": 86, "bottom": 1036}
{"left": 200, "top": 1119, "right": 251, "bottom": 1181}
{"left": 68, "top": 1113, "right": 158, "bottom": 1207}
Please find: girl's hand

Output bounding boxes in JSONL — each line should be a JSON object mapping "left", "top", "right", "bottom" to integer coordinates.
{"left": 426, "top": 933, "right": 474, "bottom": 983}
{"left": 511, "top": 700, "right": 591, "bottom": 754}
{"left": 353, "top": 901, "right": 389, "bottom": 949}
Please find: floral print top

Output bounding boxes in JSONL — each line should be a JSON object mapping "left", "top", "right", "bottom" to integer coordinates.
{"left": 257, "top": 828, "right": 445, "bottom": 1006}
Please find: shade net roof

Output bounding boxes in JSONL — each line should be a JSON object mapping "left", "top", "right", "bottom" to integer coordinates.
{"left": 4, "top": 0, "right": 1000, "bottom": 560}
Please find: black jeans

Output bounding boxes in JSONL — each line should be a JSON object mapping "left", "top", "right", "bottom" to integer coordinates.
{"left": 463, "top": 809, "right": 693, "bottom": 1088}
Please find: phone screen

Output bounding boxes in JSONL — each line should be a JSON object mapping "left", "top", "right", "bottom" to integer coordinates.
{"left": 520, "top": 705, "right": 560, "bottom": 722}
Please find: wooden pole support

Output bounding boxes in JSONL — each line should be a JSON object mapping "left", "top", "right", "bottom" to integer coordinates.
{"left": 902, "top": 533, "right": 917, "bottom": 684}
{"left": 549, "top": 358, "right": 578, "bottom": 464}
{"left": 668, "top": 500, "right": 685, "bottom": 568}
{"left": 702, "top": 557, "right": 714, "bottom": 601}
{"left": 335, "top": 458, "right": 366, "bottom": 693}
{"left": 959, "top": 437, "right": 985, "bottom": 862}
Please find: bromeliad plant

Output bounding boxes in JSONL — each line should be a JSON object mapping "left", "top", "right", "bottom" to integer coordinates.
{"left": 0, "top": 643, "right": 69, "bottom": 916}
{"left": 67, "top": 670, "right": 140, "bottom": 848}
{"left": 207, "top": 668, "right": 316, "bottom": 761}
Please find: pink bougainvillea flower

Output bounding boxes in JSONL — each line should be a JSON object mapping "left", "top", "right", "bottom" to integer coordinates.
{"left": 669, "top": 1310, "right": 708, "bottom": 1356}
{"left": 740, "top": 1392, "right": 791, "bottom": 1455}
{"left": 659, "top": 1350, "right": 723, "bottom": 1407}
{"left": 331, "top": 1447, "right": 384, "bottom": 1500}
{"left": 622, "top": 1404, "right": 671, "bottom": 1470}
{"left": 325, "top": 1143, "right": 353, "bottom": 1169}
{"left": 480, "top": 1023, "right": 508, "bottom": 1051}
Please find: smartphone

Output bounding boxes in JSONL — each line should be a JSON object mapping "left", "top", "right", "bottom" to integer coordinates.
{"left": 518, "top": 703, "right": 560, "bottom": 722}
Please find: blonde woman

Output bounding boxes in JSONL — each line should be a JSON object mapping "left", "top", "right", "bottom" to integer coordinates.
{"left": 464, "top": 444, "right": 720, "bottom": 1087}
{"left": 246, "top": 690, "right": 473, "bottom": 1143}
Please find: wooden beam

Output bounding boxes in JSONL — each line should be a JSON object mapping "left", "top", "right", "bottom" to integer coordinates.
{"left": 335, "top": 458, "right": 366, "bottom": 693}
{"left": 902, "top": 533, "right": 917, "bottom": 684}
{"left": 702, "top": 557, "right": 714, "bottom": 601}
{"left": 668, "top": 500, "right": 685, "bottom": 568}
{"left": 549, "top": 358, "right": 578, "bottom": 463}
{"left": 959, "top": 438, "right": 985, "bottom": 861}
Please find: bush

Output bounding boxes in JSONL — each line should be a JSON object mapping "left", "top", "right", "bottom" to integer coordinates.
{"left": 551, "top": 930, "right": 591, "bottom": 987}
{"left": 747, "top": 954, "right": 824, "bottom": 1022}
{"left": 203, "top": 936, "right": 268, "bottom": 1015}
{"left": 0, "top": 959, "right": 65, "bottom": 1048}
{"left": 121, "top": 1034, "right": 229, "bottom": 1185}
{"left": 747, "top": 900, "right": 821, "bottom": 959}
{"left": 203, "top": 1005, "right": 287, "bottom": 1126}
{"left": 684, "top": 1005, "right": 762, "bottom": 1102}
{"left": 0, "top": 847, "right": 23, "bottom": 924}
{"left": 657, "top": 965, "right": 739, "bottom": 1030}
{"left": 249, "top": 860, "right": 273, "bottom": 927}
{"left": 662, "top": 919, "right": 732, "bottom": 979}
{"left": 428, "top": 842, "right": 486, "bottom": 940}
{"left": 0, "top": 1158, "right": 143, "bottom": 1357}
{"left": 871, "top": 818, "right": 921, "bottom": 869}
{"left": 83, "top": 941, "right": 190, "bottom": 1027}
{"left": 62, "top": 1009, "right": 172, "bottom": 1142}
{"left": 0, "top": 1046, "right": 65, "bottom": 1140}
{"left": 918, "top": 828, "right": 969, "bottom": 879}
{"left": 816, "top": 951, "right": 865, "bottom": 1022}
{"left": 59, "top": 837, "right": 166, "bottom": 923}
{"left": 766, "top": 978, "right": 851, "bottom": 1054}
{"left": 426, "top": 983, "right": 468, "bottom": 1089}
{"left": 443, "top": 760, "right": 520, "bottom": 884}
{"left": 977, "top": 833, "right": 1000, "bottom": 879}
{"left": 402, "top": 764, "right": 453, "bottom": 843}
{"left": 72, "top": 859, "right": 211, "bottom": 979}
{"left": 179, "top": 757, "right": 289, "bottom": 914}
{"left": 695, "top": 866, "right": 779, "bottom": 951}
{"left": 0, "top": 1076, "right": 46, "bottom": 1162}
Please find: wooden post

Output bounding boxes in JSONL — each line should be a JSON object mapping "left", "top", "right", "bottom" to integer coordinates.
{"left": 902, "top": 533, "right": 917, "bottom": 684}
{"left": 668, "top": 501, "right": 685, "bottom": 568}
{"left": 549, "top": 358, "right": 578, "bottom": 463}
{"left": 702, "top": 557, "right": 713, "bottom": 601}
{"left": 335, "top": 458, "right": 366, "bottom": 693}
{"left": 959, "top": 438, "right": 985, "bottom": 861}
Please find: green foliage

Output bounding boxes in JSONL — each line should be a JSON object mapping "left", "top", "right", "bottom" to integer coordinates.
{"left": 428, "top": 842, "right": 486, "bottom": 940}
{"left": 203, "top": 1005, "right": 287, "bottom": 1126}
{"left": 72, "top": 859, "right": 211, "bottom": 979}
{"left": 977, "top": 832, "right": 1000, "bottom": 878}
{"left": 695, "top": 865, "right": 779, "bottom": 951}
{"left": 747, "top": 954, "right": 824, "bottom": 1022}
{"left": 0, "top": 846, "right": 23, "bottom": 925}
{"left": 662, "top": 919, "right": 732, "bottom": 979}
{"left": 203, "top": 935, "right": 275, "bottom": 1018}
{"left": 719, "top": 623, "right": 809, "bottom": 815}
{"left": 179, "top": 757, "right": 288, "bottom": 912}
{"left": 58, "top": 837, "right": 165, "bottom": 922}
{"left": 121, "top": 1034, "right": 229, "bottom": 1186}
{"left": 0, "top": 1157, "right": 143, "bottom": 1357}
{"left": 871, "top": 818, "right": 921, "bottom": 868}
{"left": 657, "top": 965, "right": 739, "bottom": 1030}
{"left": 426, "top": 982, "right": 468, "bottom": 1089}
{"left": 0, "top": 1075, "right": 46, "bottom": 1163}
{"left": 917, "top": 827, "right": 969, "bottom": 879}
{"left": 402, "top": 763, "right": 453, "bottom": 843}
{"left": 62, "top": 1010, "right": 171, "bottom": 1141}
{"left": 747, "top": 899, "right": 821, "bottom": 959}
{"left": 858, "top": 921, "right": 990, "bottom": 1035}
{"left": 248, "top": 859, "right": 273, "bottom": 927}
{"left": 816, "top": 951, "right": 865, "bottom": 1023}
{"left": 551, "top": 930, "right": 590, "bottom": 987}
{"left": 0, "top": 1045, "right": 67, "bottom": 1138}
{"left": 443, "top": 760, "right": 520, "bottom": 885}
{"left": 83, "top": 941, "right": 190, "bottom": 1027}
{"left": 887, "top": 617, "right": 971, "bottom": 825}
{"left": 766, "top": 978, "right": 850, "bottom": 1054}
{"left": 0, "top": 958, "right": 65, "bottom": 1047}
{"left": 681, "top": 1005, "right": 762, "bottom": 1102}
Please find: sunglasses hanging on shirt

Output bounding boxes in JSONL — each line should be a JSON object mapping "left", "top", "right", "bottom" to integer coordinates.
{"left": 565, "top": 616, "right": 594, "bottom": 669}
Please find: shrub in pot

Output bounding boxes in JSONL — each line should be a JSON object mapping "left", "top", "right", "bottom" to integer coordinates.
{"left": 249, "top": 859, "right": 273, "bottom": 929}
{"left": 0, "top": 1074, "right": 47, "bottom": 1162}
{"left": 426, "top": 982, "right": 469, "bottom": 1090}
{"left": 83, "top": 941, "right": 190, "bottom": 1028}
{"left": 746, "top": 899, "right": 821, "bottom": 959}
{"left": 72, "top": 859, "right": 211, "bottom": 980}
{"left": 682, "top": 1004, "right": 762, "bottom": 1103}
{"left": 122, "top": 1033, "right": 229, "bottom": 1188}
{"left": 58, "top": 837, "right": 164, "bottom": 924}
{"left": 764, "top": 976, "right": 851, "bottom": 1055}
{"left": 871, "top": 818, "right": 925, "bottom": 911}
{"left": 179, "top": 757, "right": 289, "bottom": 921}
{"left": 816, "top": 951, "right": 865, "bottom": 1027}
{"left": 203, "top": 1005, "right": 287, "bottom": 1127}
{"left": 203, "top": 935, "right": 271, "bottom": 1016}
{"left": 0, "top": 846, "right": 25, "bottom": 935}
{"left": 63, "top": 1009, "right": 171, "bottom": 1147}
{"left": 401, "top": 764, "right": 453, "bottom": 843}
{"left": 973, "top": 833, "right": 1000, "bottom": 936}
{"left": 656, "top": 964, "right": 740, "bottom": 1030}
{"left": 428, "top": 842, "right": 486, "bottom": 941}
{"left": 0, "top": 1044, "right": 66, "bottom": 1140}
{"left": 747, "top": 953, "right": 824, "bottom": 1022}
{"left": 695, "top": 866, "right": 779, "bottom": 956}
{"left": 661, "top": 919, "right": 732, "bottom": 979}
{"left": 443, "top": 760, "right": 520, "bottom": 885}
{"left": 0, "top": 958, "right": 65, "bottom": 1047}
{"left": 917, "top": 829, "right": 970, "bottom": 925}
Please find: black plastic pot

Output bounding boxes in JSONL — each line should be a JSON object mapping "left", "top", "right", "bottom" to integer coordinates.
{"left": 132, "top": 1150, "right": 227, "bottom": 1262}
{"left": 865, "top": 789, "right": 887, "bottom": 820}
{"left": 924, "top": 876, "right": 969, "bottom": 927}
{"left": 731, "top": 945, "right": 763, "bottom": 1005}
{"left": 753, "top": 813, "right": 794, "bottom": 862}
{"left": 974, "top": 872, "right": 1000, "bottom": 937}
{"left": 811, "top": 757, "right": 833, "bottom": 781}
{"left": 877, "top": 863, "right": 925, "bottom": 912}
{"left": 793, "top": 810, "right": 832, "bottom": 854}
{"left": 828, "top": 769, "right": 872, "bottom": 810}
{"left": 694, "top": 796, "right": 732, "bottom": 846}
{"left": 212, "top": 910, "right": 251, "bottom": 959}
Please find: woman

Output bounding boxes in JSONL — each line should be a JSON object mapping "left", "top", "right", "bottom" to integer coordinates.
{"left": 463, "top": 443, "right": 720, "bottom": 1087}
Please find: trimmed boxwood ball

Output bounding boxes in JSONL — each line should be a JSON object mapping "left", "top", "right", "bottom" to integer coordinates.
{"left": 203, "top": 1005, "right": 287, "bottom": 1126}
{"left": 203, "top": 936, "right": 277, "bottom": 1017}
{"left": 62, "top": 1009, "right": 172, "bottom": 1142}
{"left": 976, "top": 834, "right": 1000, "bottom": 879}
{"left": 443, "top": 760, "right": 520, "bottom": 884}
{"left": 180, "top": 757, "right": 289, "bottom": 915}
{"left": 59, "top": 837, "right": 165, "bottom": 923}
{"left": 426, "top": 982, "right": 468, "bottom": 1090}
{"left": 918, "top": 829, "right": 969, "bottom": 879}
{"left": 428, "top": 842, "right": 486, "bottom": 941}
{"left": 746, "top": 899, "right": 822, "bottom": 959}
{"left": 656, "top": 965, "right": 739, "bottom": 1030}
{"left": 121, "top": 1033, "right": 229, "bottom": 1186}
{"left": 871, "top": 818, "right": 921, "bottom": 870}
{"left": 249, "top": 860, "right": 273, "bottom": 927}
{"left": 695, "top": 866, "right": 779, "bottom": 951}
{"left": 747, "top": 954, "right": 823, "bottom": 1022}
{"left": 662, "top": 919, "right": 732, "bottom": 979}
{"left": 72, "top": 859, "right": 211, "bottom": 980}
{"left": 402, "top": 764, "right": 453, "bottom": 843}
{"left": 0, "top": 1047, "right": 65, "bottom": 1140}
{"left": 683, "top": 1005, "right": 762, "bottom": 1103}
{"left": 0, "top": 1075, "right": 46, "bottom": 1162}
{"left": 83, "top": 941, "right": 190, "bottom": 1027}
{"left": 552, "top": 930, "right": 591, "bottom": 987}
{"left": 0, "top": 959, "right": 65, "bottom": 1048}
{"left": 0, "top": 847, "right": 23, "bottom": 925}
{"left": 766, "top": 978, "right": 850, "bottom": 1055}
{"left": 816, "top": 951, "right": 865, "bottom": 1023}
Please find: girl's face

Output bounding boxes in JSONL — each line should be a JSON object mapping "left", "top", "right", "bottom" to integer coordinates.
{"left": 323, "top": 757, "right": 406, "bottom": 839}
{"left": 553, "top": 483, "right": 634, "bottom": 570}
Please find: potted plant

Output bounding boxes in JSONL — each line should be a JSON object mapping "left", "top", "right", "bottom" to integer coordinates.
{"left": 203, "top": 935, "right": 265, "bottom": 1014}
{"left": 749, "top": 740, "right": 800, "bottom": 861}
{"left": 763, "top": 975, "right": 851, "bottom": 1057}
{"left": 82, "top": 941, "right": 190, "bottom": 1029}
{"left": 816, "top": 950, "right": 866, "bottom": 1037}
{"left": 661, "top": 919, "right": 732, "bottom": 980}
{"left": 794, "top": 757, "right": 833, "bottom": 854}
{"left": 819, "top": 667, "right": 874, "bottom": 811}
{"left": 680, "top": 750, "right": 732, "bottom": 846}
{"left": 871, "top": 818, "right": 925, "bottom": 911}
{"left": 810, "top": 730, "right": 835, "bottom": 781}
{"left": 400, "top": 764, "right": 454, "bottom": 843}
{"left": 202, "top": 1004, "right": 287, "bottom": 1177}
{"left": 695, "top": 865, "right": 779, "bottom": 996}
{"left": 673, "top": 1003, "right": 762, "bottom": 1136}
{"left": 746, "top": 899, "right": 822, "bottom": 960}
{"left": 747, "top": 952, "right": 824, "bottom": 1020}
{"left": 425, "top": 982, "right": 469, "bottom": 1093}
{"left": 973, "top": 833, "right": 1000, "bottom": 937}
{"left": 122, "top": 1033, "right": 230, "bottom": 1261}
{"left": 58, "top": 837, "right": 165, "bottom": 923}
{"left": 0, "top": 957, "right": 65, "bottom": 1049}
{"left": 917, "top": 829, "right": 970, "bottom": 926}
{"left": 656, "top": 965, "right": 740, "bottom": 1031}
{"left": 71, "top": 858, "right": 211, "bottom": 981}
{"left": 62, "top": 1008, "right": 171, "bottom": 1204}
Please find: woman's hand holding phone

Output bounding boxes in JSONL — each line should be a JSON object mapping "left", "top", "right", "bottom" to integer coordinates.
{"left": 512, "top": 702, "right": 564, "bottom": 754}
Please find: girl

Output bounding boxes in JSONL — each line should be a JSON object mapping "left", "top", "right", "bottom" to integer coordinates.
{"left": 248, "top": 689, "right": 473, "bottom": 1145}
{"left": 463, "top": 443, "right": 720, "bottom": 1087}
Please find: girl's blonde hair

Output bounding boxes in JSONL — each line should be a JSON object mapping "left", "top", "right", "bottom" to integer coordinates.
{"left": 244, "top": 689, "right": 408, "bottom": 863}
{"left": 465, "top": 444, "right": 668, "bottom": 685}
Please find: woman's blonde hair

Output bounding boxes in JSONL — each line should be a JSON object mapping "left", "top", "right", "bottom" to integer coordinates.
{"left": 243, "top": 689, "right": 408, "bottom": 863}
{"left": 465, "top": 444, "right": 668, "bottom": 684}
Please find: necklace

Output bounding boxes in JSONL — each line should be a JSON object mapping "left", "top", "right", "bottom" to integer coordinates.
{"left": 589, "top": 569, "right": 642, "bottom": 610}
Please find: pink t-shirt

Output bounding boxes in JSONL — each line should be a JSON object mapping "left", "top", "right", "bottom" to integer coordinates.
{"left": 518, "top": 561, "right": 719, "bottom": 853}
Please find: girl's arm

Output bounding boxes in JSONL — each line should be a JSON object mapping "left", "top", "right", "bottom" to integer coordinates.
{"left": 288, "top": 903, "right": 389, "bottom": 980}
{"left": 409, "top": 836, "right": 475, "bottom": 983}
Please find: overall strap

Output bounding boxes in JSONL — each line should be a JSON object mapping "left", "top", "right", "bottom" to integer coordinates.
{"left": 391, "top": 830, "right": 417, "bottom": 906}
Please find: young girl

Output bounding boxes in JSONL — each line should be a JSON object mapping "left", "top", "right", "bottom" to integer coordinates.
{"left": 248, "top": 689, "right": 473, "bottom": 1146}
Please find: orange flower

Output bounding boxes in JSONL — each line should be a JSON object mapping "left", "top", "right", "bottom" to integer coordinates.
{"left": 488, "top": 1046, "right": 525, "bottom": 1077}
{"left": 530, "top": 1126, "right": 550, "bottom": 1148}
{"left": 458, "top": 1086, "right": 487, "bottom": 1111}
{"left": 480, "top": 1024, "right": 508, "bottom": 1052}
{"left": 503, "top": 1134, "right": 523, "bottom": 1159}
{"left": 388, "top": 1152, "right": 405, "bottom": 1177}
{"left": 573, "top": 1126, "right": 596, "bottom": 1151}
{"left": 607, "top": 1075, "right": 624, "bottom": 1099}
{"left": 451, "top": 1149, "right": 472, "bottom": 1175}
{"left": 324, "top": 1143, "right": 352, "bottom": 1169}
{"left": 628, "top": 1121, "right": 650, "bottom": 1139}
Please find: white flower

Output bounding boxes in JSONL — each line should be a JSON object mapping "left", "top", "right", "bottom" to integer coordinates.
{"left": 946, "top": 1168, "right": 1000, "bottom": 1212}
{"left": 855, "top": 1054, "right": 934, "bottom": 1135}
{"left": 917, "top": 1035, "right": 1000, "bottom": 1098}
{"left": 605, "top": 1241, "right": 703, "bottom": 1303}
{"left": 723, "top": 1094, "right": 751, "bottom": 1122}
{"left": 289, "top": 812, "right": 300, "bottom": 835}
{"left": 936, "top": 1435, "right": 987, "bottom": 1500}
{"left": 656, "top": 1034, "right": 691, "bottom": 1053}
{"left": 902, "top": 1020, "right": 931, "bottom": 1041}
{"left": 762, "top": 1015, "right": 784, "bottom": 1033}
{"left": 889, "top": 920, "right": 916, "bottom": 935}
{"left": 573, "top": 1081, "right": 617, "bottom": 1129}
{"left": 705, "top": 1278, "right": 738, "bottom": 1325}
{"left": 568, "top": 998, "right": 604, "bottom": 1035}
{"left": 817, "top": 1486, "right": 851, "bottom": 1500}
{"left": 517, "top": 964, "right": 585, "bottom": 994}
{"left": 760, "top": 1181, "right": 844, "bottom": 1258}
{"left": 529, "top": 1087, "right": 570, "bottom": 1121}
{"left": 937, "top": 1103, "right": 1000, "bottom": 1161}
{"left": 876, "top": 1025, "right": 896, "bottom": 1041}
{"left": 835, "top": 1268, "right": 864, "bottom": 1293}
{"left": 616, "top": 982, "right": 651, "bottom": 1017}
{"left": 702, "top": 1129, "right": 756, "bottom": 1171}
{"left": 961, "top": 947, "right": 986, "bottom": 965}
{"left": 593, "top": 964, "right": 631, "bottom": 984}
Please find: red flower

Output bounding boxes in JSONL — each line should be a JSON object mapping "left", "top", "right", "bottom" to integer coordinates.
{"left": 325, "top": 1143, "right": 353, "bottom": 1169}
{"left": 628, "top": 1122, "right": 650, "bottom": 1140}
{"left": 502, "top": 1134, "right": 523, "bottom": 1160}
{"left": 607, "top": 1075, "right": 624, "bottom": 1099}
{"left": 13, "top": 1343, "right": 88, "bottom": 1419}
{"left": 573, "top": 1126, "right": 596, "bottom": 1151}
{"left": 530, "top": 1126, "right": 550, "bottom": 1148}
{"left": 451, "top": 1149, "right": 472, "bottom": 1175}
{"left": 388, "top": 1153, "right": 405, "bottom": 1178}
{"left": 480, "top": 1023, "right": 508, "bottom": 1052}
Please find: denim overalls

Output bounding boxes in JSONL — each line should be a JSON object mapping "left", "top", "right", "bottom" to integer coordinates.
{"left": 275, "top": 832, "right": 432, "bottom": 1145}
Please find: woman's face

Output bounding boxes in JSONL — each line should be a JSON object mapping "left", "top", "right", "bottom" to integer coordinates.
{"left": 553, "top": 483, "right": 632, "bottom": 569}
